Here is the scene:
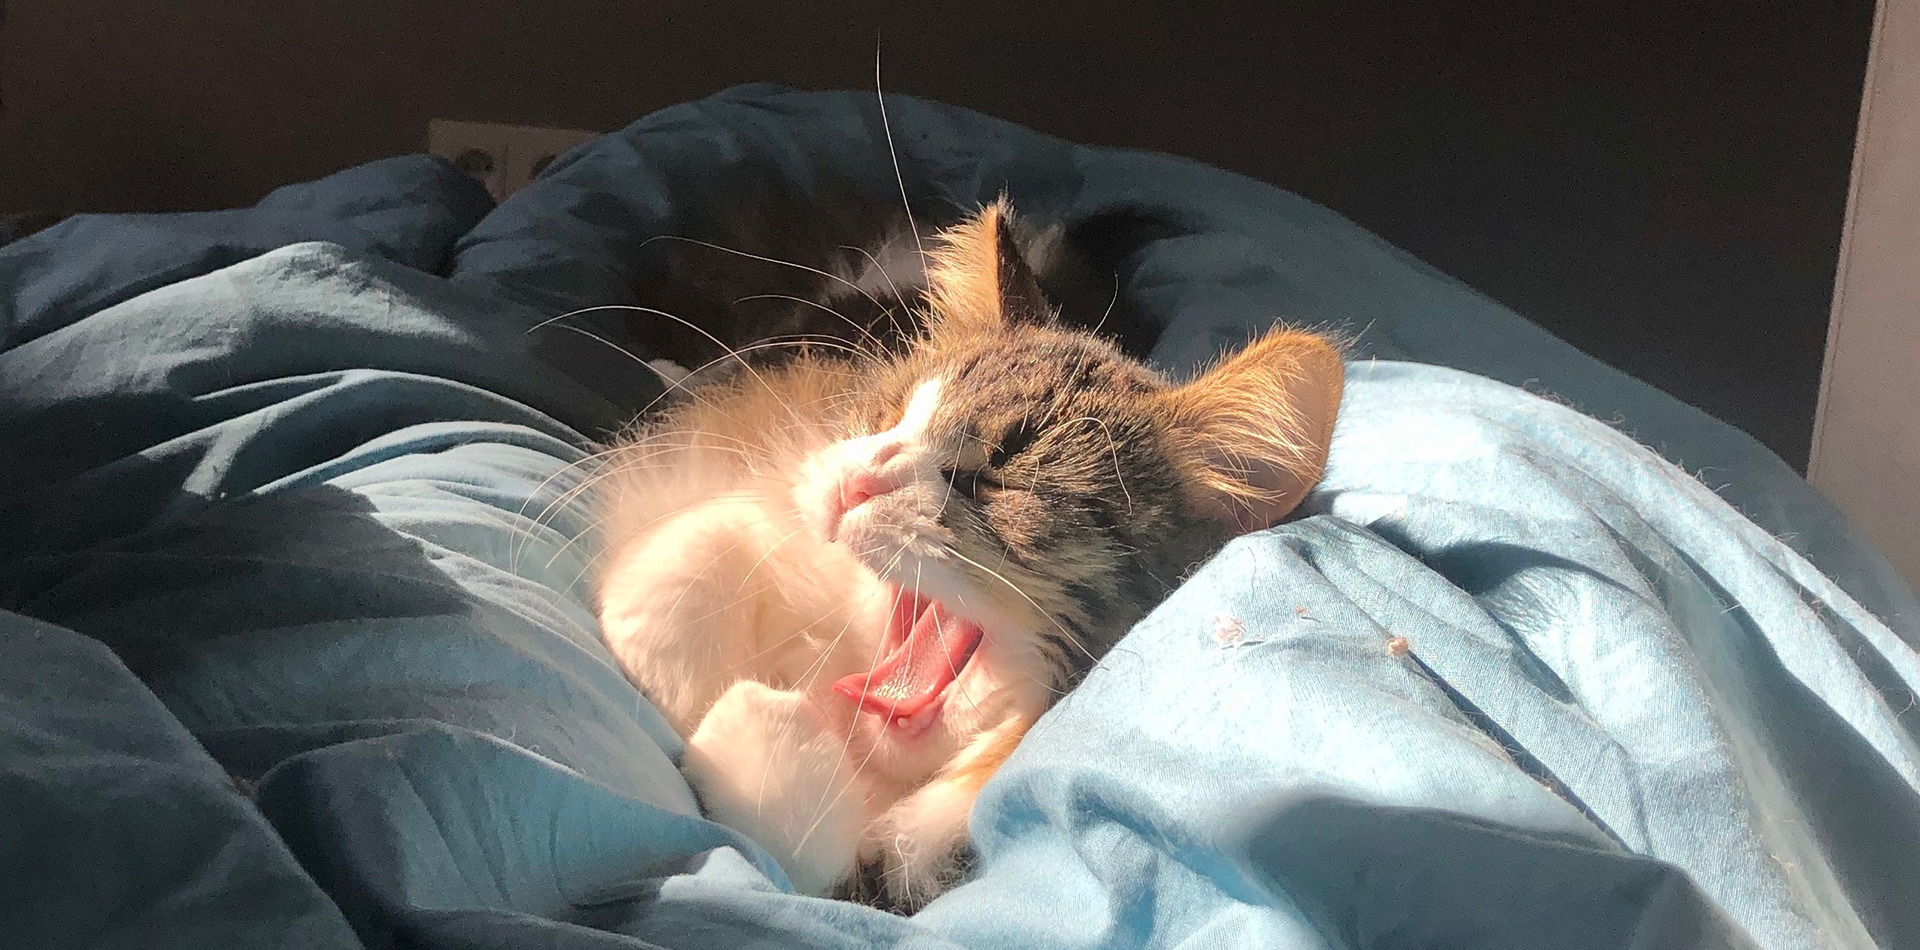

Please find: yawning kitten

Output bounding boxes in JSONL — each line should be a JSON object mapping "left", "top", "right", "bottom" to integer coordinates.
{"left": 595, "top": 200, "right": 1342, "bottom": 909}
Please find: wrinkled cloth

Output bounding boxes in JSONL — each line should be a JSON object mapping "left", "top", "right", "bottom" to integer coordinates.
{"left": 2, "top": 86, "right": 1914, "bottom": 950}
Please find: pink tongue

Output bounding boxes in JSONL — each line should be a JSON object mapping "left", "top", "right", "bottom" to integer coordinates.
{"left": 832, "top": 599, "right": 983, "bottom": 720}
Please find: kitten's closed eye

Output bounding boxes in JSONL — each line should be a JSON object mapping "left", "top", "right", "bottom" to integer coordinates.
{"left": 987, "top": 423, "right": 1037, "bottom": 469}
{"left": 946, "top": 423, "right": 1038, "bottom": 499}
{"left": 942, "top": 467, "right": 999, "bottom": 499}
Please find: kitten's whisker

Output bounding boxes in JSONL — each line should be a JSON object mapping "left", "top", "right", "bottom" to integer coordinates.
{"left": 945, "top": 546, "right": 1099, "bottom": 669}
{"left": 559, "top": 452, "right": 760, "bottom": 532}
{"left": 806, "top": 540, "right": 912, "bottom": 747}
{"left": 1065, "top": 415, "right": 1134, "bottom": 514}
{"left": 664, "top": 337, "right": 863, "bottom": 394}
{"left": 721, "top": 592, "right": 853, "bottom": 673}
{"left": 677, "top": 579, "right": 785, "bottom": 631}
{"left": 837, "top": 243, "right": 915, "bottom": 341}
{"left": 527, "top": 317, "right": 756, "bottom": 428}
{"left": 730, "top": 332, "right": 872, "bottom": 357}
{"left": 581, "top": 495, "right": 788, "bottom": 617}
{"left": 509, "top": 446, "right": 627, "bottom": 571}
{"left": 528, "top": 444, "right": 767, "bottom": 573}
{"left": 735, "top": 525, "right": 807, "bottom": 589}
{"left": 795, "top": 557, "right": 920, "bottom": 858}
{"left": 534, "top": 510, "right": 618, "bottom": 578}
{"left": 604, "top": 441, "right": 759, "bottom": 467}
{"left": 638, "top": 234, "right": 894, "bottom": 316}
{"left": 776, "top": 563, "right": 912, "bottom": 841}
{"left": 529, "top": 304, "right": 802, "bottom": 426}
{"left": 733, "top": 293, "right": 891, "bottom": 356}
{"left": 668, "top": 522, "right": 809, "bottom": 630}
{"left": 932, "top": 430, "right": 976, "bottom": 515}
{"left": 802, "top": 545, "right": 911, "bottom": 694}
{"left": 559, "top": 486, "right": 783, "bottom": 595}
{"left": 874, "top": 40, "right": 927, "bottom": 272}
{"left": 653, "top": 537, "right": 759, "bottom": 637}
{"left": 576, "top": 496, "right": 787, "bottom": 593}
{"left": 666, "top": 518, "right": 813, "bottom": 630}
{"left": 772, "top": 551, "right": 908, "bottom": 728}
{"left": 616, "top": 426, "right": 760, "bottom": 450}
{"left": 528, "top": 440, "right": 755, "bottom": 546}
{"left": 1091, "top": 271, "right": 1121, "bottom": 337}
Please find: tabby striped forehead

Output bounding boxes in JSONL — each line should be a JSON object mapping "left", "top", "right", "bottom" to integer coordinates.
{"left": 883, "top": 330, "right": 1170, "bottom": 439}
{"left": 892, "top": 325, "right": 1218, "bottom": 668}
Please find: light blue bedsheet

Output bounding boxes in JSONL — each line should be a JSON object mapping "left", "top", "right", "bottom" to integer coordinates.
{"left": 2, "top": 86, "right": 1914, "bottom": 949}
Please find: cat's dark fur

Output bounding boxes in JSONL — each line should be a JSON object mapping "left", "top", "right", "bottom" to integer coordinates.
{"left": 628, "top": 184, "right": 1185, "bottom": 370}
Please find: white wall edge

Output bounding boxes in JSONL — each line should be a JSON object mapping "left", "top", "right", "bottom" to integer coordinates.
{"left": 1809, "top": 0, "right": 1920, "bottom": 590}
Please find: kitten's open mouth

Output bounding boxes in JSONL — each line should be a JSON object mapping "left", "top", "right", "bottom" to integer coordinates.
{"left": 830, "top": 586, "right": 984, "bottom": 734}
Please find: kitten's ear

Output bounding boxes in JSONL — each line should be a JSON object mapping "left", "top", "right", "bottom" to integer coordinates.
{"left": 1159, "top": 328, "right": 1345, "bottom": 532}
{"left": 925, "top": 198, "right": 1054, "bottom": 333}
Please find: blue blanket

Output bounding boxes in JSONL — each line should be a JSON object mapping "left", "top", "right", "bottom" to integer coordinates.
{"left": 3, "top": 85, "right": 1916, "bottom": 950}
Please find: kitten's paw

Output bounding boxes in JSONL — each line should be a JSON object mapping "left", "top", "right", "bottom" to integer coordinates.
{"left": 683, "top": 681, "right": 865, "bottom": 896}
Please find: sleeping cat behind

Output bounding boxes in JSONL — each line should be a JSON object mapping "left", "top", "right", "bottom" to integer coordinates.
{"left": 594, "top": 199, "right": 1343, "bottom": 909}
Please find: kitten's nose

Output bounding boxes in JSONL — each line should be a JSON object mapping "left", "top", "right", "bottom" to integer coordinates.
{"left": 838, "top": 470, "right": 893, "bottom": 513}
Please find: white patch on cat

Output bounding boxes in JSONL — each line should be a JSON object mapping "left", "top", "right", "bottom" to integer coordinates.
{"left": 683, "top": 681, "right": 868, "bottom": 895}
{"left": 882, "top": 376, "right": 944, "bottom": 444}
{"left": 794, "top": 377, "right": 946, "bottom": 546}
{"left": 870, "top": 775, "right": 976, "bottom": 901}
{"left": 599, "top": 489, "right": 894, "bottom": 740}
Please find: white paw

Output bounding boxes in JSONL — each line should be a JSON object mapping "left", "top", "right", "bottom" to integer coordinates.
{"left": 682, "top": 681, "right": 865, "bottom": 895}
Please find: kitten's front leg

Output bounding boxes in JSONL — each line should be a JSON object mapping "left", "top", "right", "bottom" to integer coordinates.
{"left": 682, "top": 681, "right": 867, "bottom": 896}
{"left": 598, "top": 500, "right": 781, "bottom": 734}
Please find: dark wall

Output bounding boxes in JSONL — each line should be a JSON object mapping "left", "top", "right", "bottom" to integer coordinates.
{"left": 0, "top": 1, "right": 1874, "bottom": 468}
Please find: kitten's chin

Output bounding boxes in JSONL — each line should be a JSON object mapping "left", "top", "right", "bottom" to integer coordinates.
{"left": 827, "top": 597, "right": 1049, "bottom": 792}
{"left": 820, "top": 521, "right": 1052, "bottom": 773}
{"left": 842, "top": 658, "right": 1042, "bottom": 792}
{"left": 830, "top": 687, "right": 965, "bottom": 787}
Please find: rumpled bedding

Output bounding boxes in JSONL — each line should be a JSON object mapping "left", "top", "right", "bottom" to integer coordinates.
{"left": 2, "top": 85, "right": 1915, "bottom": 950}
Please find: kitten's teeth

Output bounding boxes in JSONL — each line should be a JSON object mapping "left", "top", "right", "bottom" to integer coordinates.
{"left": 892, "top": 702, "right": 942, "bottom": 738}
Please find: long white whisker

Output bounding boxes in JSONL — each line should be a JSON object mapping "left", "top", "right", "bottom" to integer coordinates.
{"left": 1066, "top": 415, "right": 1134, "bottom": 514}
{"left": 733, "top": 292, "right": 892, "bottom": 355}
{"left": 713, "top": 511, "right": 903, "bottom": 679}
{"left": 794, "top": 557, "right": 918, "bottom": 857}
{"left": 779, "top": 561, "right": 912, "bottom": 849}
{"left": 836, "top": 243, "right": 914, "bottom": 341}
{"left": 529, "top": 439, "right": 755, "bottom": 544}
{"left": 874, "top": 40, "right": 927, "bottom": 271}
{"left": 529, "top": 442, "right": 766, "bottom": 575}
{"left": 1091, "top": 271, "right": 1120, "bottom": 336}
{"left": 945, "top": 545, "right": 1099, "bottom": 668}
{"left": 569, "top": 490, "right": 787, "bottom": 600}
{"left": 528, "top": 304, "right": 801, "bottom": 426}
{"left": 525, "top": 314, "right": 755, "bottom": 427}
{"left": 637, "top": 234, "right": 893, "bottom": 316}
{"left": 510, "top": 445, "right": 626, "bottom": 572}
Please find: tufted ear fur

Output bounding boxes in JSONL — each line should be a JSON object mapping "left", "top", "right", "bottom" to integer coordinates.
{"left": 1159, "top": 328, "right": 1345, "bottom": 532}
{"left": 923, "top": 198, "right": 1055, "bottom": 334}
